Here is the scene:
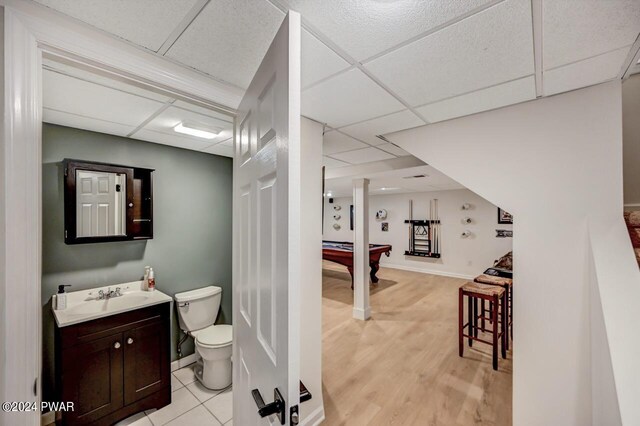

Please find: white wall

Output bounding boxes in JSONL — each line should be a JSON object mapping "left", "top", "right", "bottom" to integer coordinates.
{"left": 299, "top": 117, "right": 324, "bottom": 425}
{"left": 323, "top": 189, "right": 512, "bottom": 279}
{"left": 389, "top": 82, "right": 640, "bottom": 425}
{"left": 623, "top": 74, "right": 640, "bottom": 206}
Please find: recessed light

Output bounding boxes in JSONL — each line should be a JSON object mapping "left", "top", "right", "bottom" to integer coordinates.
{"left": 379, "top": 187, "right": 400, "bottom": 191}
{"left": 174, "top": 122, "right": 219, "bottom": 139}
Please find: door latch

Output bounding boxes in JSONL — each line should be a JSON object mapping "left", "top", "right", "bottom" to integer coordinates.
{"left": 252, "top": 387, "right": 285, "bottom": 425}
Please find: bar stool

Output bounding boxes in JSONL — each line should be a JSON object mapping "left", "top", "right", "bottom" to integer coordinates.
{"left": 458, "top": 281, "right": 507, "bottom": 370}
{"left": 474, "top": 274, "right": 513, "bottom": 346}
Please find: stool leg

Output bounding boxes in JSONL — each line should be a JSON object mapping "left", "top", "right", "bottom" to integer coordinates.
{"left": 489, "top": 301, "right": 493, "bottom": 324}
{"left": 468, "top": 294, "right": 473, "bottom": 347}
{"left": 481, "top": 299, "right": 486, "bottom": 331}
{"left": 492, "top": 295, "right": 498, "bottom": 371}
{"left": 510, "top": 286, "right": 513, "bottom": 341}
{"left": 473, "top": 297, "right": 478, "bottom": 338}
{"left": 501, "top": 292, "right": 507, "bottom": 359}
{"left": 459, "top": 288, "right": 463, "bottom": 357}
{"left": 504, "top": 285, "right": 509, "bottom": 352}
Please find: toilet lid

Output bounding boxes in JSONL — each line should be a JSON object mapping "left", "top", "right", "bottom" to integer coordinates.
{"left": 196, "top": 325, "right": 233, "bottom": 348}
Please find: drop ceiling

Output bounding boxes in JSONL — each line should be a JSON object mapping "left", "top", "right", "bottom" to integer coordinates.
{"left": 33, "top": 0, "right": 640, "bottom": 167}
{"left": 324, "top": 165, "right": 464, "bottom": 198}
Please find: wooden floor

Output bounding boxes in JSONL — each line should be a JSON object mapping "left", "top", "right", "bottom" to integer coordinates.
{"left": 321, "top": 261, "right": 512, "bottom": 426}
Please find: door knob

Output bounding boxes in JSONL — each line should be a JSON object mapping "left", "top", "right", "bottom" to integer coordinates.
{"left": 114, "top": 342, "right": 121, "bottom": 349}
{"left": 127, "top": 338, "right": 134, "bottom": 345}
{"left": 252, "top": 387, "right": 285, "bottom": 425}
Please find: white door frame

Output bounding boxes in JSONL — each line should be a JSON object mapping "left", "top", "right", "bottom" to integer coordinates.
{"left": 0, "top": 1, "right": 242, "bottom": 424}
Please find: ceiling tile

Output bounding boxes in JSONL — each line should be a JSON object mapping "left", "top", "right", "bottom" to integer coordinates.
{"left": 283, "top": 0, "right": 493, "bottom": 61}
{"left": 43, "top": 69, "right": 165, "bottom": 127}
{"left": 543, "top": 0, "right": 640, "bottom": 70}
{"left": 201, "top": 143, "right": 233, "bottom": 157}
{"left": 302, "top": 68, "right": 405, "bottom": 127}
{"left": 302, "top": 29, "right": 351, "bottom": 89}
{"left": 365, "top": 0, "right": 534, "bottom": 107}
{"left": 376, "top": 143, "right": 410, "bottom": 157}
{"left": 323, "top": 131, "right": 369, "bottom": 155}
{"left": 132, "top": 128, "right": 213, "bottom": 151}
{"left": 323, "top": 156, "right": 351, "bottom": 169}
{"left": 165, "top": 0, "right": 284, "bottom": 88}
{"left": 544, "top": 48, "right": 630, "bottom": 96}
{"left": 140, "top": 105, "right": 234, "bottom": 143}
{"left": 172, "top": 100, "right": 234, "bottom": 123}
{"left": 331, "top": 147, "right": 396, "bottom": 164}
{"left": 43, "top": 108, "right": 135, "bottom": 137}
{"left": 35, "top": 0, "right": 200, "bottom": 51}
{"left": 339, "top": 110, "right": 424, "bottom": 145}
{"left": 416, "top": 76, "right": 536, "bottom": 123}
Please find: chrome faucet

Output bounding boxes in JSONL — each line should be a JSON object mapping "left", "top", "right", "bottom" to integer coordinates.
{"left": 98, "top": 287, "right": 122, "bottom": 300}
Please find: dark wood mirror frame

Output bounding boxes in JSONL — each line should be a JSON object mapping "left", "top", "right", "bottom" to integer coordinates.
{"left": 63, "top": 159, "right": 154, "bottom": 244}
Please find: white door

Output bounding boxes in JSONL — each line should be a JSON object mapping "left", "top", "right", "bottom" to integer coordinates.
{"left": 233, "top": 11, "right": 302, "bottom": 426}
{"left": 76, "top": 170, "right": 126, "bottom": 237}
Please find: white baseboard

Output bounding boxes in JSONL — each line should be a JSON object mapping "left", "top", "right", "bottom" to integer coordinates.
{"left": 171, "top": 352, "right": 198, "bottom": 372}
{"left": 352, "top": 306, "right": 371, "bottom": 320}
{"left": 41, "top": 411, "right": 55, "bottom": 426}
{"left": 381, "top": 262, "right": 475, "bottom": 280}
{"left": 301, "top": 405, "right": 325, "bottom": 426}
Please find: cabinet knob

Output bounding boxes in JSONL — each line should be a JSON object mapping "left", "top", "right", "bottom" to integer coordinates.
{"left": 127, "top": 337, "right": 134, "bottom": 345}
{"left": 114, "top": 342, "right": 121, "bottom": 349}
{"left": 128, "top": 202, "right": 134, "bottom": 208}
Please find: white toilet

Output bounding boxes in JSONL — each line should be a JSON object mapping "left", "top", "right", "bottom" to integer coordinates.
{"left": 174, "top": 286, "right": 232, "bottom": 390}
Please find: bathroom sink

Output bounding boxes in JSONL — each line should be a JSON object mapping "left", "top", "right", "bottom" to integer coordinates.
{"left": 53, "top": 281, "right": 173, "bottom": 327}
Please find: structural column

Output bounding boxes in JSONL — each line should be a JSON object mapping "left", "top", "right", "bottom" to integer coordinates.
{"left": 352, "top": 178, "right": 370, "bottom": 320}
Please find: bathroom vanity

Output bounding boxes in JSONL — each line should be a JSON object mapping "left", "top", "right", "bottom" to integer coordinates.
{"left": 53, "top": 283, "right": 172, "bottom": 425}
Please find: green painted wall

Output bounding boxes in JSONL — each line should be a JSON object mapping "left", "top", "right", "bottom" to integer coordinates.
{"left": 41, "top": 124, "right": 233, "bottom": 401}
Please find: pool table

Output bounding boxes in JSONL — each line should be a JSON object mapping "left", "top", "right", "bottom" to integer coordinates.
{"left": 322, "top": 240, "right": 392, "bottom": 286}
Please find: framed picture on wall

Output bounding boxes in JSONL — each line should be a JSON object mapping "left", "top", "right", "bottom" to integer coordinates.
{"left": 350, "top": 205, "right": 354, "bottom": 230}
{"left": 498, "top": 207, "right": 513, "bottom": 224}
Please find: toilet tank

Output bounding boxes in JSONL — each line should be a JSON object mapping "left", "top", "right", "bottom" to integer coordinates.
{"left": 174, "top": 286, "right": 222, "bottom": 332}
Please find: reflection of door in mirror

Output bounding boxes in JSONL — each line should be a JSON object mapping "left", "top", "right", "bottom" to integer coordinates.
{"left": 76, "top": 170, "right": 126, "bottom": 237}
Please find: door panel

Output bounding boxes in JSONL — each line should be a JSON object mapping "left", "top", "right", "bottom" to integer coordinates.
{"left": 233, "top": 11, "right": 301, "bottom": 426}
{"left": 123, "top": 318, "right": 169, "bottom": 405}
{"left": 61, "top": 333, "right": 123, "bottom": 424}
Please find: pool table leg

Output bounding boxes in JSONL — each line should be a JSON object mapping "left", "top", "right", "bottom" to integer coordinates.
{"left": 347, "top": 266, "right": 354, "bottom": 289}
{"left": 370, "top": 262, "right": 380, "bottom": 283}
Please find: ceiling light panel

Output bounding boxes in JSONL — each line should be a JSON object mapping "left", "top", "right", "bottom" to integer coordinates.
{"left": 323, "top": 131, "right": 369, "bottom": 155}
{"left": 282, "top": 0, "right": 493, "bottom": 61}
{"left": 331, "top": 147, "right": 396, "bottom": 164}
{"left": 543, "top": 47, "right": 630, "bottom": 96}
{"left": 416, "top": 76, "right": 536, "bottom": 123}
{"left": 364, "top": 0, "right": 534, "bottom": 107}
{"left": 140, "top": 106, "right": 233, "bottom": 142}
{"left": 302, "top": 29, "right": 351, "bottom": 88}
{"left": 35, "top": 0, "right": 200, "bottom": 51}
{"left": 165, "top": 0, "right": 285, "bottom": 89}
{"left": 132, "top": 128, "right": 214, "bottom": 151}
{"left": 339, "top": 110, "right": 424, "bottom": 145}
{"left": 43, "top": 70, "right": 165, "bottom": 127}
{"left": 543, "top": 0, "right": 640, "bottom": 70}
{"left": 302, "top": 68, "right": 405, "bottom": 127}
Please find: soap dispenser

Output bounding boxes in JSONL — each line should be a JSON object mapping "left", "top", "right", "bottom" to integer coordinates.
{"left": 55, "top": 285, "right": 71, "bottom": 310}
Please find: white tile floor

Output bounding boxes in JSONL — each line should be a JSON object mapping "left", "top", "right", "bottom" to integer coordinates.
{"left": 115, "top": 363, "right": 233, "bottom": 426}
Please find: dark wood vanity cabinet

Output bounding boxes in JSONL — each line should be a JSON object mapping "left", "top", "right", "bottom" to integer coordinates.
{"left": 55, "top": 303, "right": 171, "bottom": 425}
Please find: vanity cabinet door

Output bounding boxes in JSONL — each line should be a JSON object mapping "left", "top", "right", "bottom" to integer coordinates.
{"left": 61, "top": 333, "right": 124, "bottom": 424}
{"left": 123, "top": 317, "right": 170, "bottom": 405}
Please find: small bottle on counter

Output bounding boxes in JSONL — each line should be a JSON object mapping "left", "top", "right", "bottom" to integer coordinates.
{"left": 55, "top": 285, "right": 71, "bottom": 310}
{"left": 143, "top": 266, "right": 151, "bottom": 290}
{"left": 147, "top": 268, "right": 155, "bottom": 291}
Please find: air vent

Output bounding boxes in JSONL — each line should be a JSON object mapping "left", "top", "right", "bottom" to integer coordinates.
{"left": 375, "top": 135, "right": 393, "bottom": 143}
{"left": 403, "top": 174, "right": 428, "bottom": 179}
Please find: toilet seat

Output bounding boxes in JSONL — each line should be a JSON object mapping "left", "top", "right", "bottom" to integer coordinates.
{"left": 194, "top": 324, "right": 232, "bottom": 349}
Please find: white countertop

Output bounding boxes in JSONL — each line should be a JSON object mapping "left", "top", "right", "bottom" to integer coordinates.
{"left": 52, "top": 280, "right": 173, "bottom": 328}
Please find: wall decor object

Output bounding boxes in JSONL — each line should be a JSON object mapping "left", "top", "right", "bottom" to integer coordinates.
{"left": 461, "top": 203, "right": 471, "bottom": 210}
{"left": 350, "top": 205, "right": 354, "bottom": 231}
{"left": 463, "top": 216, "right": 472, "bottom": 224}
{"left": 404, "top": 198, "right": 441, "bottom": 258}
{"left": 496, "top": 229, "right": 513, "bottom": 238}
{"left": 376, "top": 209, "right": 388, "bottom": 220}
{"left": 333, "top": 205, "right": 341, "bottom": 211}
{"left": 333, "top": 214, "right": 341, "bottom": 220}
{"left": 498, "top": 207, "right": 513, "bottom": 224}
{"left": 381, "top": 222, "right": 389, "bottom": 232}
{"left": 461, "top": 230, "right": 472, "bottom": 238}
{"left": 333, "top": 223, "right": 341, "bottom": 230}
